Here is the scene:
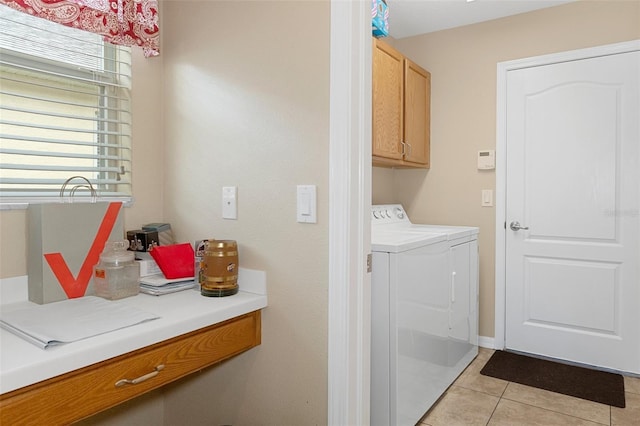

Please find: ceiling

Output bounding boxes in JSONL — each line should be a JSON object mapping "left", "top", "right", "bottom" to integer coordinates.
{"left": 385, "top": 0, "right": 575, "bottom": 39}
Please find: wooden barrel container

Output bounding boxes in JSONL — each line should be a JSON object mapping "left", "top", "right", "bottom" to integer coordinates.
{"left": 201, "top": 240, "right": 238, "bottom": 297}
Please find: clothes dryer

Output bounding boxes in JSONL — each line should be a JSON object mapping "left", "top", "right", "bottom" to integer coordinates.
{"left": 371, "top": 204, "right": 479, "bottom": 426}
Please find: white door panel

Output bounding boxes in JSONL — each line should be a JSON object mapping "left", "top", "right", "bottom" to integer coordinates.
{"left": 526, "top": 82, "right": 618, "bottom": 241}
{"left": 505, "top": 49, "right": 640, "bottom": 373}
{"left": 524, "top": 257, "right": 618, "bottom": 333}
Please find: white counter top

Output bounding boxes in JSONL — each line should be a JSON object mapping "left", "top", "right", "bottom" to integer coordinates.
{"left": 0, "top": 269, "right": 267, "bottom": 394}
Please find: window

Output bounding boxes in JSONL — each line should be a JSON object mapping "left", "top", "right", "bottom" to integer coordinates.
{"left": 0, "top": 6, "right": 132, "bottom": 205}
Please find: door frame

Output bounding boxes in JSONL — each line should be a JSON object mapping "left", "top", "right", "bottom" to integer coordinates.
{"left": 328, "top": 1, "right": 372, "bottom": 425}
{"left": 494, "top": 39, "right": 640, "bottom": 350}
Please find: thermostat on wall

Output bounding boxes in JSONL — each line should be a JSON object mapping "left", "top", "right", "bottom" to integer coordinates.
{"left": 477, "top": 150, "right": 495, "bottom": 170}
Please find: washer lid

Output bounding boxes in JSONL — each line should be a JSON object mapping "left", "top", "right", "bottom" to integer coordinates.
{"left": 407, "top": 224, "right": 479, "bottom": 240}
{"left": 371, "top": 229, "right": 447, "bottom": 253}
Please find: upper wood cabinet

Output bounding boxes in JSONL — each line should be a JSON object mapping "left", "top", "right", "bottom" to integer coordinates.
{"left": 372, "top": 38, "right": 431, "bottom": 168}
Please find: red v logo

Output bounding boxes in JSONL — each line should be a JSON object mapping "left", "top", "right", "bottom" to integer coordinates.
{"left": 44, "top": 202, "right": 122, "bottom": 298}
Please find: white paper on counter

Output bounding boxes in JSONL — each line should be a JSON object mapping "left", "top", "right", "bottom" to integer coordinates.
{"left": 0, "top": 296, "right": 159, "bottom": 349}
{"left": 140, "top": 280, "right": 196, "bottom": 295}
{"left": 139, "top": 274, "right": 195, "bottom": 287}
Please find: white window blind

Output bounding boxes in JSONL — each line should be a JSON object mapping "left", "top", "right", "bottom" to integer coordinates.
{"left": 0, "top": 6, "right": 133, "bottom": 204}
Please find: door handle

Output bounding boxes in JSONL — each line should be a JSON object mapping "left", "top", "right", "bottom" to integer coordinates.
{"left": 510, "top": 221, "right": 529, "bottom": 231}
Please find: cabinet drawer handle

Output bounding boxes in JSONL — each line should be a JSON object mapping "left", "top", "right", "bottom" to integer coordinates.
{"left": 115, "top": 365, "right": 165, "bottom": 387}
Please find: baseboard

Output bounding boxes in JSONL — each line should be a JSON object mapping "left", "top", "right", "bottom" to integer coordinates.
{"left": 478, "top": 336, "right": 497, "bottom": 350}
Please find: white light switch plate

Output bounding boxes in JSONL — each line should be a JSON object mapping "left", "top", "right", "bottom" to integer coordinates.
{"left": 222, "top": 186, "right": 237, "bottom": 219}
{"left": 297, "top": 185, "right": 317, "bottom": 223}
{"left": 481, "top": 189, "right": 493, "bottom": 207}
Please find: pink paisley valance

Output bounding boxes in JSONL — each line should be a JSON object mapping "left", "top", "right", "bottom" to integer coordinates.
{"left": 0, "top": 0, "right": 159, "bottom": 57}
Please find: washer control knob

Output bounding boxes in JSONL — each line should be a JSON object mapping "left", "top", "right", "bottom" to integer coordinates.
{"left": 394, "top": 207, "right": 404, "bottom": 219}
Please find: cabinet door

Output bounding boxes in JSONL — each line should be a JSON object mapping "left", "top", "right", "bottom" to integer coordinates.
{"left": 372, "top": 39, "right": 403, "bottom": 161}
{"left": 404, "top": 59, "right": 430, "bottom": 166}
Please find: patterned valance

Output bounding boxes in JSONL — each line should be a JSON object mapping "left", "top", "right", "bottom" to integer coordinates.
{"left": 0, "top": 0, "right": 159, "bottom": 57}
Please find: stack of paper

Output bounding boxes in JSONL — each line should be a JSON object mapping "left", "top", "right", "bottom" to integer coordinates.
{"left": 0, "top": 296, "right": 159, "bottom": 349}
{"left": 139, "top": 274, "right": 196, "bottom": 296}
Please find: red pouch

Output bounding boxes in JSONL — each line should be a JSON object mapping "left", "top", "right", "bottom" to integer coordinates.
{"left": 149, "top": 243, "right": 195, "bottom": 279}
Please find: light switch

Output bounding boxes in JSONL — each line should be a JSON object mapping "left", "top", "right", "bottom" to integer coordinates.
{"left": 297, "top": 185, "right": 317, "bottom": 223}
{"left": 482, "top": 189, "right": 493, "bottom": 207}
{"left": 299, "top": 192, "right": 311, "bottom": 215}
{"left": 222, "top": 186, "right": 237, "bottom": 219}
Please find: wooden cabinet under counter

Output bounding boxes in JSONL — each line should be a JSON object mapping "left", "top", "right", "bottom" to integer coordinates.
{"left": 0, "top": 272, "right": 267, "bottom": 425}
{"left": 0, "top": 310, "right": 261, "bottom": 425}
{"left": 372, "top": 38, "right": 431, "bottom": 168}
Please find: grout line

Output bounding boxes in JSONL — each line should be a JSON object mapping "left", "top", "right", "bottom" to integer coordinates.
{"left": 489, "top": 381, "right": 612, "bottom": 426}
{"left": 485, "top": 395, "right": 501, "bottom": 425}
{"left": 485, "top": 381, "right": 509, "bottom": 425}
{"left": 499, "top": 396, "right": 611, "bottom": 425}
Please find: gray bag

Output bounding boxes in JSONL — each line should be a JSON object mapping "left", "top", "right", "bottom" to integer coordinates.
{"left": 27, "top": 177, "right": 124, "bottom": 304}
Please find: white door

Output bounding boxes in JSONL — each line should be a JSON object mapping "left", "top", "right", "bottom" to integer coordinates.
{"left": 504, "top": 49, "right": 640, "bottom": 373}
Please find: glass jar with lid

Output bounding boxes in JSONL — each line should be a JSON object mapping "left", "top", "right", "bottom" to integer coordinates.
{"left": 93, "top": 240, "right": 140, "bottom": 300}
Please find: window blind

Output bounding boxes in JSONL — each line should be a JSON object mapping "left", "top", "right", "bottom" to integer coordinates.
{"left": 0, "top": 6, "right": 133, "bottom": 204}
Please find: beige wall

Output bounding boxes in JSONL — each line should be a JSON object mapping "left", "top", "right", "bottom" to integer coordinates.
{"left": 158, "top": 2, "right": 329, "bottom": 424}
{"left": 372, "top": 0, "right": 640, "bottom": 339}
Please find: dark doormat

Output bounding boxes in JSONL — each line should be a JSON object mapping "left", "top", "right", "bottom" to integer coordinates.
{"left": 480, "top": 350, "right": 625, "bottom": 408}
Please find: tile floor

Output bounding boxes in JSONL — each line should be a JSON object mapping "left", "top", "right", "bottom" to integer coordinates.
{"left": 418, "top": 348, "right": 640, "bottom": 426}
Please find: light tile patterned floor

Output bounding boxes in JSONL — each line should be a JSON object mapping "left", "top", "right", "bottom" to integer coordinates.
{"left": 418, "top": 348, "right": 640, "bottom": 426}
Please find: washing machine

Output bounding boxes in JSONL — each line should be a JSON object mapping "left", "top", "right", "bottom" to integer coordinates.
{"left": 370, "top": 204, "right": 479, "bottom": 426}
